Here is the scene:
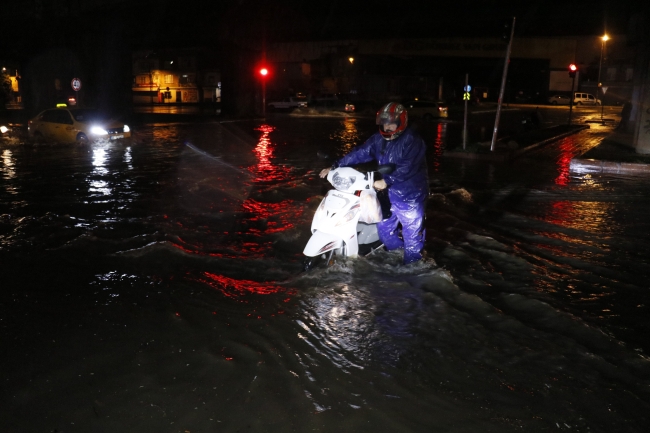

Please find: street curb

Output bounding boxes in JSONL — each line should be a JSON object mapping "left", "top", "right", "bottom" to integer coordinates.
{"left": 513, "top": 124, "right": 590, "bottom": 155}
{"left": 569, "top": 159, "right": 650, "bottom": 175}
{"left": 443, "top": 124, "right": 590, "bottom": 162}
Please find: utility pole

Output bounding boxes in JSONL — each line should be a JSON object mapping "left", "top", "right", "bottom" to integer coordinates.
{"left": 568, "top": 64, "right": 577, "bottom": 125}
{"left": 463, "top": 73, "right": 469, "bottom": 150}
{"left": 491, "top": 17, "right": 516, "bottom": 152}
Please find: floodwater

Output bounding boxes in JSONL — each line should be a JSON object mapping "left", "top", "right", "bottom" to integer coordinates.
{"left": 1, "top": 115, "right": 648, "bottom": 433}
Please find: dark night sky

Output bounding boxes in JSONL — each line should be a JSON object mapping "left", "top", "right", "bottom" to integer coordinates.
{"left": 165, "top": 0, "right": 638, "bottom": 44}
{"left": 0, "top": 0, "right": 644, "bottom": 116}
{"left": 2, "top": 0, "right": 639, "bottom": 56}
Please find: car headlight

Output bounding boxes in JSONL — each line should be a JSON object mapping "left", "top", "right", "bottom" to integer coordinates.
{"left": 123, "top": 125, "right": 130, "bottom": 133}
{"left": 90, "top": 126, "right": 108, "bottom": 136}
{"left": 0, "top": 126, "right": 8, "bottom": 134}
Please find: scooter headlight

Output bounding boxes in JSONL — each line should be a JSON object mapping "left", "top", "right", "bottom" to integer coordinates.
{"left": 335, "top": 205, "right": 359, "bottom": 227}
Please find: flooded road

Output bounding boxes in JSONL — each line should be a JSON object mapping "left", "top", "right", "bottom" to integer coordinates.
{"left": 1, "top": 115, "right": 649, "bottom": 432}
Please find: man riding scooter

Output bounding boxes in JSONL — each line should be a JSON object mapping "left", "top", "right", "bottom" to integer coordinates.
{"left": 320, "top": 102, "right": 428, "bottom": 265}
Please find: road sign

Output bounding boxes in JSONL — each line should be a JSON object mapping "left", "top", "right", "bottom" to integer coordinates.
{"left": 602, "top": 86, "right": 608, "bottom": 94}
{"left": 71, "top": 78, "right": 82, "bottom": 91}
{"left": 463, "top": 85, "right": 472, "bottom": 92}
{"left": 463, "top": 92, "right": 471, "bottom": 101}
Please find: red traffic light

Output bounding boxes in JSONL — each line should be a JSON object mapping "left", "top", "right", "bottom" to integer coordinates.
{"left": 568, "top": 63, "right": 577, "bottom": 78}
{"left": 259, "top": 68, "right": 268, "bottom": 76}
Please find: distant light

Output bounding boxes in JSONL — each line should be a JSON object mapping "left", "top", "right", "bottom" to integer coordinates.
{"left": 260, "top": 68, "right": 268, "bottom": 76}
{"left": 569, "top": 64, "right": 577, "bottom": 72}
{"left": 602, "top": 34, "right": 609, "bottom": 42}
{"left": 348, "top": 57, "right": 354, "bottom": 64}
{"left": 0, "top": 126, "right": 8, "bottom": 134}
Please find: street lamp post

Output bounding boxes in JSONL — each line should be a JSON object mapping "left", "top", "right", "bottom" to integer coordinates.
{"left": 597, "top": 34, "right": 609, "bottom": 122}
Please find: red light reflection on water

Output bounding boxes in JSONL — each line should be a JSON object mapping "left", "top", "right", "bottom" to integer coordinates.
{"left": 241, "top": 198, "right": 301, "bottom": 234}
{"left": 237, "top": 124, "right": 302, "bottom": 240}
{"left": 200, "top": 272, "right": 294, "bottom": 299}
{"left": 544, "top": 200, "right": 575, "bottom": 227}
{"left": 250, "top": 124, "right": 291, "bottom": 182}
{"left": 430, "top": 123, "right": 446, "bottom": 172}
{"left": 554, "top": 135, "right": 579, "bottom": 186}
{"left": 539, "top": 199, "right": 613, "bottom": 235}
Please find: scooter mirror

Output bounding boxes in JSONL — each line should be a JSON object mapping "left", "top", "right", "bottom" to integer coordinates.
{"left": 377, "top": 163, "right": 395, "bottom": 175}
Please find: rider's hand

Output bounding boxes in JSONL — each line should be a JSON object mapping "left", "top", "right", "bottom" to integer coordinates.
{"left": 320, "top": 167, "right": 332, "bottom": 178}
{"left": 374, "top": 179, "right": 387, "bottom": 190}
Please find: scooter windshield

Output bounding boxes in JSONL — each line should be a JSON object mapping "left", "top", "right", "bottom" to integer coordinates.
{"left": 332, "top": 171, "right": 355, "bottom": 191}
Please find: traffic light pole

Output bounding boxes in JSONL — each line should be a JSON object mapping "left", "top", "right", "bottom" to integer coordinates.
{"left": 262, "top": 79, "right": 266, "bottom": 118}
{"left": 568, "top": 74, "right": 575, "bottom": 125}
{"left": 463, "top": 73, "right": 468, "bottom": 150}
{"left": 600, "top": 89, "right": 605, "bottom": 124}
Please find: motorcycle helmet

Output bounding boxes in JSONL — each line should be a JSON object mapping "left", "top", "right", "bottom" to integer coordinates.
{"left": 376, "top": 102, "right": 408, "bottom": 140}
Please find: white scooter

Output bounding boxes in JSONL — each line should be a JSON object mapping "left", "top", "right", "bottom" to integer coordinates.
{"left": 303, "top": 165, "right": 393, "bottom": 271}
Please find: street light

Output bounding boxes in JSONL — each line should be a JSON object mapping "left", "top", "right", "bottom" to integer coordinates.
{"left": 568, "top": 64, "right": 578, "bottom": 125}
{"left": 597, "top": 34, "right": 609, "bottom": 87}
{"left": 597, "top": 34, "right": 609, "bottom": 122}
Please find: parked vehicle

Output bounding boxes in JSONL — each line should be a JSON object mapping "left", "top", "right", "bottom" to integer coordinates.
{"left": 573, "top": 92, "right": 601, "bottom": 106}
{"left": 548, "top": 94, "right": 571, "bottom": 105}
{"left": 403, "top": 100, "right": 448, "bottom": 120}
{"left": 303, "top": 165, "right": 393, "bottom": 271}
{"left": 267, "top": 96, "right": 308, "bottom": 109}
{"left": 28, "top": 106, "right": 131, "bottom": 143}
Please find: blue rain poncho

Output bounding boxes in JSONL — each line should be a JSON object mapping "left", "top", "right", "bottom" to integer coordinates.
{"left": 332, "top": 127, "right": 428, "bottom": 263}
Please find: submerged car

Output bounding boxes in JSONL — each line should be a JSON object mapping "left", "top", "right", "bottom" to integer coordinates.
{"left": 28, "top": 106, "right": 131, "bottom": 143}
{"left": 404, "top": 100, "right": 448, "bottom": 120}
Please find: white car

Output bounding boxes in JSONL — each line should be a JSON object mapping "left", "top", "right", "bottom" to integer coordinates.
{"left": 267, "top": 96, "right": 308, "bottom": 109}
{"left": 573, "top": 92, "right": 601, "bottom": 106}
{"left": 548, "top": 95, "right": 570, "bottom": 105}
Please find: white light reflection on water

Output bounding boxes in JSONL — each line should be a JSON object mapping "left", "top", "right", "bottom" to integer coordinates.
{"left": 88, "top": 148, "right": 112, "bottom": 196}
{"left": 87, "top": 145, "right": 112, "bottom": 199}
{"left": 329, "top": 118, "right": 361, "bottom": 154}
{"left": 124, "top": 146, "right": 133, "bottom": 170}
{"left": 1, "top": 149, "right": 16, "bottom": 180}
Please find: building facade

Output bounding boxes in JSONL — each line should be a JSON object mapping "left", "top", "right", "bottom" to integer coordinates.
{"left": 132, "top": 49, "right": 221, "bottom": 108}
